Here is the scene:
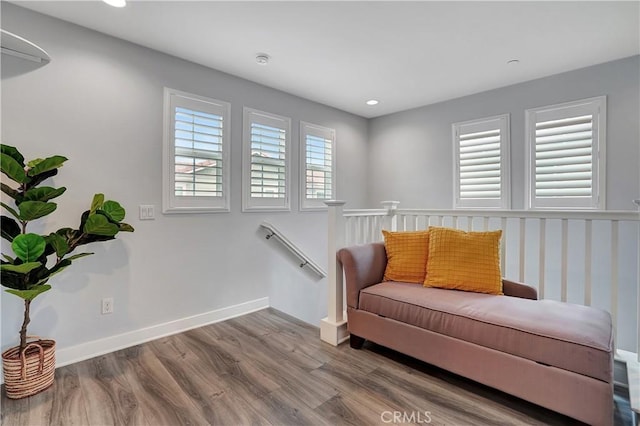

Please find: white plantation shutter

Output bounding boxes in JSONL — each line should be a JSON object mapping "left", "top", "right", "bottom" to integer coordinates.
{"left": 174, "top": 107, "right": 223, "bottom": 197}
{"left": 243, "top": 108, "right": 291, "bottom": 211}
{"left": 453, "top": 115, "right": 510, "bottom": 208}
{"left": 300, "top": 122, "right": 335, "bottom": 210}
{"left": 163, "top": 88, "right": 230, "bottom": 213}
{"left": 526, "top": 97, "right": 606, "bottom": 209}
{"left": 251, "top": 122, "right": 286, "bottom": 198}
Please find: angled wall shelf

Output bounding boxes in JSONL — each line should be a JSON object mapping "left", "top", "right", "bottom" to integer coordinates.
{"left": 260, "top": 221, "right": 326, "bottom": 278}
{"left": 1, "top": 29, "right": 51, "bottom": 63}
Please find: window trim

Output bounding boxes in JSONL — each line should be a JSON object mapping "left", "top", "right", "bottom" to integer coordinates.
{"left": 299, "top": 121, "right": 336, "bottom": 211}
{"left": 452, "top": 114, "right": 511, "bottom": 209}
{"left": 242, "top": 107, "right": 291, "bottom": 212}
{"left": 162, "top": 88, "right": 231, "bottom": 214}
{"left": 525, "top": 96, "right": 606, "bottom": 210}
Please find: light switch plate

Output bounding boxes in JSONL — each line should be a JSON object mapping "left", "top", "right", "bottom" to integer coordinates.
{"left": 139, "top": 204, "right": 155, "bottom": 220}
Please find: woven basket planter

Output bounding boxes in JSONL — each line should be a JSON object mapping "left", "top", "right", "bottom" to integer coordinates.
{"left": 2, "top": 339, "right": 55, "bottom": 399}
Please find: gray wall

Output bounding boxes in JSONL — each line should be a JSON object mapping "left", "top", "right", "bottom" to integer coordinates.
{"left": 367, "top": 57, "right": 640, "bottom": 351}
{"left": 2, "top": 3, "right": 639, "bottom": 358}
{"left": 1, "top": 4, "right": 369, "bottom": 355}
{"left": 368, "top": 56, "right": 640, "bottom": 210}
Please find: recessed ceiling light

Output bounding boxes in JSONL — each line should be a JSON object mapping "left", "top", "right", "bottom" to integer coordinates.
{"left": 366, "top": 99, "right": 379, "bottom": 106}
{"left": 256, "top": 53, "right": 270, "bottom": 65}
{"left": 103, "top": 0, "right": 126, "bottom": 7}
{"left": 507, "top": 59, "right": 520, "bottom": 65}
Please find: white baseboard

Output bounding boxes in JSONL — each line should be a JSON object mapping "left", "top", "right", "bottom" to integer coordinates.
{"left": 57, "top": 297, "right": 269, "bottom": 368}
{"left": 1, "top": 297, "right": 269, "bottom": 384}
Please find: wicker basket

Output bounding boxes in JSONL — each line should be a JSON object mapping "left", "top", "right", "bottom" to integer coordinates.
{"left": 2, "top": 339, "right": 55, "bottom": 399}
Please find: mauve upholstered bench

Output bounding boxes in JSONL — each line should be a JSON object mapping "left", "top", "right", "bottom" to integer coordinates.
{"left": 338, "top": 242, "right": 614, "bottom": 426}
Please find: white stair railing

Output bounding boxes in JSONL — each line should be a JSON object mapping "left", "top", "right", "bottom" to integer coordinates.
{"left": 327, "top": 199, "right": 640, "bottom": 417}
{"left": 325, "top": 200, "right": 640, "bottom": 352}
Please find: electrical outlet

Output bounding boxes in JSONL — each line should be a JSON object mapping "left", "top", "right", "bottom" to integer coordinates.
{"left": 102, "top": 297, "right": 114, "bottom": 314}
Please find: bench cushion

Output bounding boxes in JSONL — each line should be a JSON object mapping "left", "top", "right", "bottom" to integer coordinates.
{"left": 358, "top": 282, "right": 613, "bottom": 382}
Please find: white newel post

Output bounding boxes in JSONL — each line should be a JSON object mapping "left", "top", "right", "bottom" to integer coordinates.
{"left": 320, "top": 200, "right": 348, "bottom": 345}
{"left": 381, "top": 200, "right": 400, "bottom": 231}
{"left": 635, "top": 199, "right": 640, "bottom": 362}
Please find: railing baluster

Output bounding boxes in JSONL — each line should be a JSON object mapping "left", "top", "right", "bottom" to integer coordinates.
{"left": 561, "top": 219, "right": 568, "bottom": 302}
{"left": 501, "top": 217, "right": 507, "bottom": 275}
{"left": 344, "top": 217, "right": 349, "bottom": 247}
{"left": 539, "top": 218, "right": 546, "bottom": 299}
{"left": 467, "top": 216, "right": 472, "bottom": 231}
{"left": 519, "top": 218, "right": 526, "bottom": 283}
{"left": 397, "top": 214, "right": 404, "bottom": 231}
{"left": 453, "top": 216, "right": 459, "bottom": 230}
{"left": 611, "top": 220, "right": 619, "bottom": 340}
{"left": 584, "top": 220, "right": 592, "bottom": 306}
{"left": 483, "top": 217, "right": 489, "bottom": 231}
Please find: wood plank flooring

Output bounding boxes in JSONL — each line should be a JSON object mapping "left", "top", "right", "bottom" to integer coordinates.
{"left": 1, "top": 308, "right": 633, "bottom": 425}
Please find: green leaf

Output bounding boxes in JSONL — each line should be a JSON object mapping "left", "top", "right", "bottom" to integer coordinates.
{"left": 25, "top": 168, "right": 58, "bottom": 190}
{"left": 24, "top": 186, "right": 66, "bottom": 203}
{"left": 118, "top": 222, "right": 135, "bottom": 232}
{"left": 26, "top": 158, "right": 44, "bottom": 168}
{"left": 1, "top": 269, "right": 25, "bottom": 290}
{"left": 6, "top": 285, "right": 51, "bottom": 301}
{"left": 18, "top": 201, "right": 57, "bottom": 221}
{"left": 1, "top": 202, "right": 20, "bottom": 220}
{"left": 26, "top": 155, "right": 67, "bottom": 177}
{"left": 48, "top": 259, "right": 71, "bottom": 277}
{"left": 1, "top": 144, "right": 25, "bottom": 167}
{"left": 1, "top": 215, "right": 21, "bottom": 242}
{"left": 1, "top": 262, "right": 43, "bottom": 274}
{"left": 46, "top": 233, "right": 69, "bottom": 257}
{"left": 83, "top": 214, "right": 118, "bottom": 236}
{"left": 65, "top": 252, "right": 94, "bottom": 261}
{"left": 90, "top": 193, "right": 104, "bottom": 215}
{"left": 76, "top": 233, "right": 115, "bottom": 247}
{"left": 12, "top": 233, "right": 46, "bottom": 262}
{"left": 0, "top": 152, "right": 26, "bottom": 184}
{"left": 100, "top": 200, "right": 125, "bottom": 222}
{"left": 1, "top": 182, "right": 20, "bottom": 200}
{"left": 2, "top": 253, "right": 16, "bottom": 263}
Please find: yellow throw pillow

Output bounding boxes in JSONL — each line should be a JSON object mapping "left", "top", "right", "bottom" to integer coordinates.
{"left": 424, "top": 227, "right": 503, "bottom": 295}
{"left": 382, "top": 230, "right": 430, "bottom": 283}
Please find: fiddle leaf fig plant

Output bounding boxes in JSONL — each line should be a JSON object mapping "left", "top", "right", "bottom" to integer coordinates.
{"left": 0, "top": 144, "right": 134, "bottom": 354}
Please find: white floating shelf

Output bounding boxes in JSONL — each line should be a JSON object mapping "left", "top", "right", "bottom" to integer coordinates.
{"left": 1, "top": 29, "right": 50, "bottom": 63}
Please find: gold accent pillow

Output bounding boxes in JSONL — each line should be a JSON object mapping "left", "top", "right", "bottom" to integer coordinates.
{"left": 424, "top": 227, "right": 503, "bottom": 295}
{"left": 382, "top": 230, "right": 430, "bottom": 283}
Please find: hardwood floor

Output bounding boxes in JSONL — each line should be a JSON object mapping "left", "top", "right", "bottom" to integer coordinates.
{"left": 1, "top": 308, "right": 633, "bottom": 425}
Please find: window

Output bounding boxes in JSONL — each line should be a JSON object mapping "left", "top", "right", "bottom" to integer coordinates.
{"left": 162, "top": 88, "right": 230, "bottom": 213}
{"left": 242, "top": 107, "right": 291, "bottom": 211}
{"left": 300, "top": 122, "right": 336, "bottom": 211}
{"left": 453, "top": 114, "right": 510, "bottom": 209}
{"left": 526, "top": 96, "right": 606, "bottom": 209}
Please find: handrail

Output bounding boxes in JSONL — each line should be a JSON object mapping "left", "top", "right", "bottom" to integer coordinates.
{"left": 345, "top": 207, "right": 639, "bottom": 221}
{"left": 260, "top": 221, "right": 326, "bottom": 278}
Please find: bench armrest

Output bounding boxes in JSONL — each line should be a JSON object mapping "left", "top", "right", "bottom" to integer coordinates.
{"left": 502, "top": 279, "right": 538, "bottom": 300}
{"left": 337, "top": 243, "right": 387, "bottom": 309}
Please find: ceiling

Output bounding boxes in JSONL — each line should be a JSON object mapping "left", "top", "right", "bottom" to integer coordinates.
{"left": 11, "top": 1, "right": 640, "bottom": 118}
